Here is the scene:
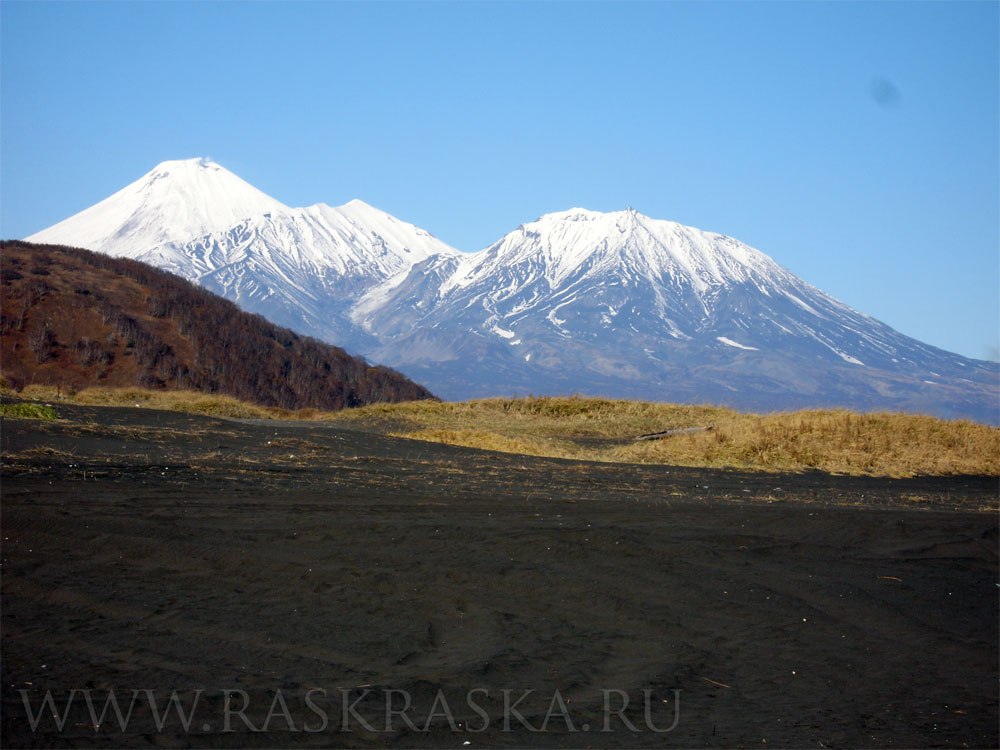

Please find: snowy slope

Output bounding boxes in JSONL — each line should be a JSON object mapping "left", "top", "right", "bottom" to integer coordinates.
{"left": 357, "top": 206, "right": 903, "bottom": 363}
{"left": 141, "top": 200, "right": 459, "bottom": 344}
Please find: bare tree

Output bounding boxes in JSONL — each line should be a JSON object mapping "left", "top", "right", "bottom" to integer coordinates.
{"left": 27, "top": 323, "right": 55, "bottom": 363}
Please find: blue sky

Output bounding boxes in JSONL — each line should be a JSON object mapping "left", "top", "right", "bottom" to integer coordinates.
{"left": 2, "top": 1, "right": 997, "bottom": 361}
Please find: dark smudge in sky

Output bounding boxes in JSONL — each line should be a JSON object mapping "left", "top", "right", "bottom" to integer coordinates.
{"left": 870, "top": 77, "right": 902, "bottom": 108}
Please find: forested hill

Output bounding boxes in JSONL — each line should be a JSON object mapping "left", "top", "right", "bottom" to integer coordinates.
{"left": 0, "top": 241, "right": 435, "bottom": 410}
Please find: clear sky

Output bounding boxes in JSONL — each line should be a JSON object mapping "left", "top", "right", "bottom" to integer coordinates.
{"left": 2, "top": 1, "right": 997, "bottom": 362}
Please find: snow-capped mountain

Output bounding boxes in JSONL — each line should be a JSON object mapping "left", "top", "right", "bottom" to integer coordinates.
{"left": 28, "top": 159, "right": 459, "bottom": 343}
{"left": 28, "top": 158, "right": 291, "bottom": 254}
{"left": 24, "top": 159, "right": 999, "bottom": 422}
{"left": 357, "top": 208, "right": 998, "bottom": 421}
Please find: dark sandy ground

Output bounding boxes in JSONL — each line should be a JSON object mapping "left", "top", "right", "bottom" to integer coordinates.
{"left": 1, "top": 404, "right": 997, "bottom": 748}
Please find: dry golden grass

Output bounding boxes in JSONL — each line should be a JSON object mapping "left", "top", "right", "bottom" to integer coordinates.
{"left": 611, "top": 410, "right": 999, "bottom": 476}
{"left": 5, "top": 386, "right": 997, "bottom": 476}
{"left": 392, "top": 429, "right": 580, "bottom": 459}
{"left": 345, "top": 396, "right": 1000, "bottom": 477}
{"left": 14, "top": 384, "right": 325, "bottom": 421}
{"left": 341, "top": 396, "right": 733, "bottom": 436}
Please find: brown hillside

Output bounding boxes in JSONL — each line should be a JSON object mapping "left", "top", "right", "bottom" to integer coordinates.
{"left": 0, "top": 241, "right": 434, "bottom": 409}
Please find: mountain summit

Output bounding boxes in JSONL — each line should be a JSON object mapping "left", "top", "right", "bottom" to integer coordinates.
{"left": 27, "top": 158, "right": 290, "bottom": 255}
{"left": 23, "top": 160, "right": 999, "bottom": 422}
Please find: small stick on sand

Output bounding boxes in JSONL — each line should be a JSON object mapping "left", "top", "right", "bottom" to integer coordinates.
{"left": 637, "top": 426, "right": 714, "bottom": 441}
{"left": 878, "top": 576, "right": 903, "bottom": 582}
{"left": 701, "top": 677, "right": 731, "bottom": 689}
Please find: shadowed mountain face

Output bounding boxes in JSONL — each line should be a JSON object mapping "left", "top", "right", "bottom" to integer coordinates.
{"left": 25, "top": 159, "right": 999, "bottom": 422}
{"left": 0, "top": 241, "right": 434, "bottom": 410}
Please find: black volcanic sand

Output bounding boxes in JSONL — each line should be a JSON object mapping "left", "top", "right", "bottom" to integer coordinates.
{"left": 1, "top": 404, "right": 997, "bottom": 748}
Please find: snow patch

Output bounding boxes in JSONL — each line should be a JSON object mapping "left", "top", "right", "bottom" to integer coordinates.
{"left": 717, "top": 336, "right": 759, "bottom": 351}
{"left": 783, "top": 292, "right": 822, "bottom": 317}
{"left": 836, "top": 351, "right": 865, "bottom": 366}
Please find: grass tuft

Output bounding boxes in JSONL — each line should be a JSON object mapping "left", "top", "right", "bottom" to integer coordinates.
{"left": 1, "top": 402, "right": 58, "bottom": 420}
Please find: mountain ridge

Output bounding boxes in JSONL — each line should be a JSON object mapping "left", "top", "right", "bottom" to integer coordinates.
{"left": 357, "top": 207, "right": 996, "bottom": 422}
{"left": 21, "top": 158, "right": 999, "bottom": 423}
{"left": 29, "top": 159, "right": 460, "bottom": 346}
